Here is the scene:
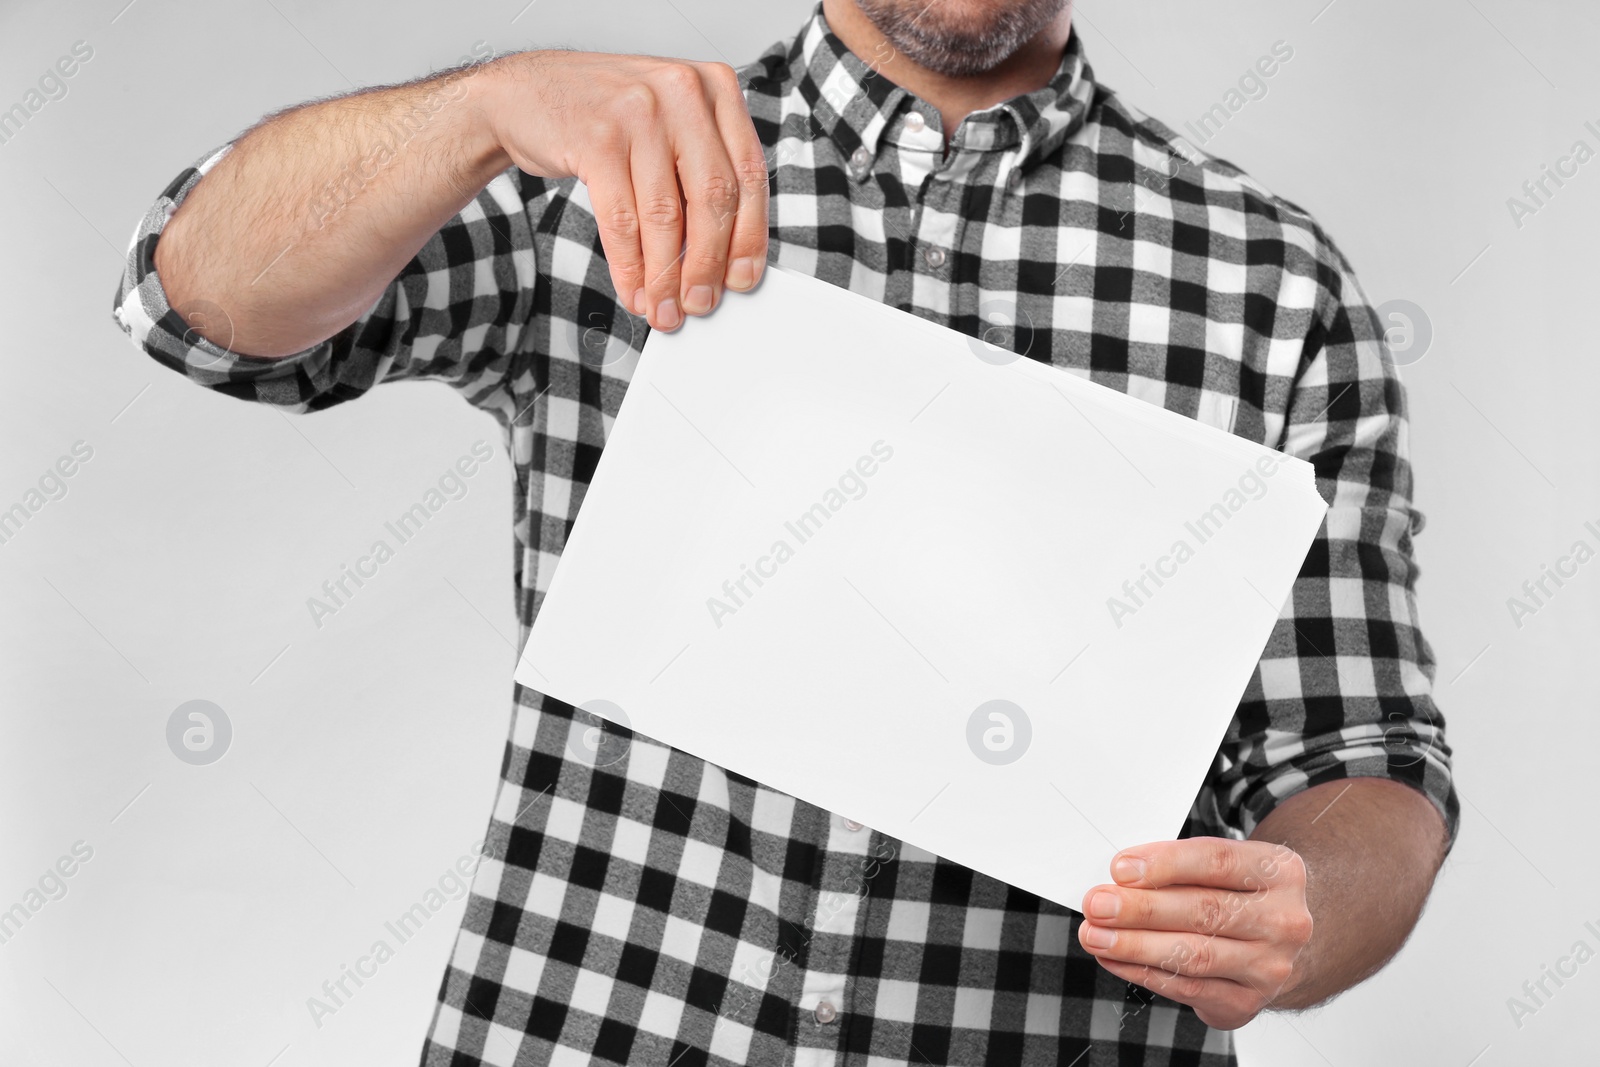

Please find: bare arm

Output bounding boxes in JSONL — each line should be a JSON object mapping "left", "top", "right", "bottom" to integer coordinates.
{"left": 1077, "top": 778, "right": 1448, "bottom": 1029}
{"left": 156, "top": 51, "right": 769, "bottom": 358}
{"left": 1249, "top": 777, "right": 1447, "bottom": 1009}
{"left": 154, "top": 64, "right": 508, "bottom": 357}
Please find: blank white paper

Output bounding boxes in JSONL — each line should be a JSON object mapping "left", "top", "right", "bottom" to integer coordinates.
{"left": 515, "top": 264, "right": 1328, "bottom": 911}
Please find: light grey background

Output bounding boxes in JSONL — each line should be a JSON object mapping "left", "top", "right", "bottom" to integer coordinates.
{"left": 1, "top": 0, "right": 1594, "bottom": 1063}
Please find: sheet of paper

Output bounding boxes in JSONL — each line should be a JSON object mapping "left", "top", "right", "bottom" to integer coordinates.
{"left": 515, "top": 264, "right": 1328, "bottom": 911}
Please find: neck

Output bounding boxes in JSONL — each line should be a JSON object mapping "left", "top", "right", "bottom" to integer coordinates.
{"left": 821, "top": 0, "right": 1074, "bottom": 139}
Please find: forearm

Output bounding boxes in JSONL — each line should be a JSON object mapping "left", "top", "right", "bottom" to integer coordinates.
{"left": 154, "top": 59, "right": 514, "bottom": 357}
{"left": 1250, "top": 777, "right": 1448, "bottom": 1009}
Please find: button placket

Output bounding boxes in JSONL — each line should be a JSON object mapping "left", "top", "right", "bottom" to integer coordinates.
{"left": 908, "top": 151, "right": 967, "bottom": 317}
{"left": 790, "top": 813, "right": 874, "bottom": 1065}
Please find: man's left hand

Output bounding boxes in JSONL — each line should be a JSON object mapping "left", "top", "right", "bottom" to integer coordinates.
{"left": 1077, "top": 837, "right": 1314, "bottom": 1030}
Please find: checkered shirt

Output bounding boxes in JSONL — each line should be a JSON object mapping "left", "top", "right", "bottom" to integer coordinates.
{"left": 112, "top": 5, "right": 1459, "bottom": 1064}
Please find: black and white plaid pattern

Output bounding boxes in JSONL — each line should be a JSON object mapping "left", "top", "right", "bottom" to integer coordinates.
{"left": 112, "top": 6, "right": 1458, "bottom": 1063}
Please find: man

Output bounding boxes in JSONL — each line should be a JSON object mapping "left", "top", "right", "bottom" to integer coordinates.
{"left": 112, "top": 0, "right": 1458, "bottom": 1062}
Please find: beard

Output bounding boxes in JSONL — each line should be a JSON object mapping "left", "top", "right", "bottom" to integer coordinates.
{"left": 853, "top": 0, "right": 1071, "bottom": 77}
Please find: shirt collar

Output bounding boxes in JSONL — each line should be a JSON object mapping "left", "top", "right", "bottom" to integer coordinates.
{"left": 790, "top": 3, "right": 1097, "bottom": 178}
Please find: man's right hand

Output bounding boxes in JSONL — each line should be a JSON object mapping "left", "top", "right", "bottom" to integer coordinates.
{"left": 483, "top": 51, "right": 770, "bottom": 332}
{"left": 154, "top": 48, "right": 767, "bottom": 357}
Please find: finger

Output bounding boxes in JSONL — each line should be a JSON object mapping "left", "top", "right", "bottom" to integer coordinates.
{"left": 628, "top": 125, "right": 687, "bottom": 331}
{"left": 703, "top": 62, "right": 769, "bottom": 293}
{"left": 586, "top": 167, "right": 648, "bottom": 317}
{"left": 1080, "top": 883, "right": 1278, "bottom": 941}
{"left": 668, "top": 71, "right": 741, "bottom": 316}
{"left": 1077, "top": 921, "right": 1295, "bottom": 990}
{"left": 1111, "top": 837, "right": 1305, "bottom": 892}
{"left": 1093, "top": 956, "right": 1266, "bottom": 1031}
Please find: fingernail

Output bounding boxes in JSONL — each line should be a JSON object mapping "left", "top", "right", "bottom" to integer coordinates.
{"left": 683, "top": 285, "right": 715, "bottom": 315}
{"left": 1080, "top": 924, "right": 1117, "bottom": 950}
{"left": 631, "top": 289, "right": 646, "bottom": 316}
{"left": 656, "top": 298, "right": 681, "bottom": 330}
{"left": 726, "top": 257, "right": 755, "bottom": 291}
{"left": 1112, "top": 856, "right": 1146, "bottom": 884}
{"left": 1087, "top": 891, "right": 1120, "bottom": 920}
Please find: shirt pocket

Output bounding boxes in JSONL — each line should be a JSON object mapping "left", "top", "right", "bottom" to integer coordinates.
{"left": 1194, "top": 392, "right": 1240, "bottom": 435}
{"left": 1122, "top": 370, "right": 1242, "bottom": 439}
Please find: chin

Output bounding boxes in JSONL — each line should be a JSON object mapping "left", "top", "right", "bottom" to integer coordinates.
{"left": 855, "top": 0, "right": 1070, "bottom": 77}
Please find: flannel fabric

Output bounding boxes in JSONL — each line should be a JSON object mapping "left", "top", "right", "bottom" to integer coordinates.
{"left": 112, "top": 5, "right": 1458, "bottom": 1064}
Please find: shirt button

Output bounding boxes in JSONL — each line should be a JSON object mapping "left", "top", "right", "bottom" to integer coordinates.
{"left": 842, "top": 818, "right": 864, "bottom": 831}
{"left": 849, "top": 146, "right": 871, "bottom": 173}
{"left": 904, "top": 110, "right": 925, "bottom": 132}
{"left": 814, "top": 1000, "right": 838, "bottom": 1024}
{"left": 924, "top": 246, "right": 946, "bottom": 269}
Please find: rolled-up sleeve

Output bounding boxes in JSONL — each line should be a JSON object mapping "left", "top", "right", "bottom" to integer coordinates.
{"left": 1203, "top": 229, "right": 1460, "bottom": 851}
{"left": 111, "top": 140, "right": 540, "bottom": 414}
